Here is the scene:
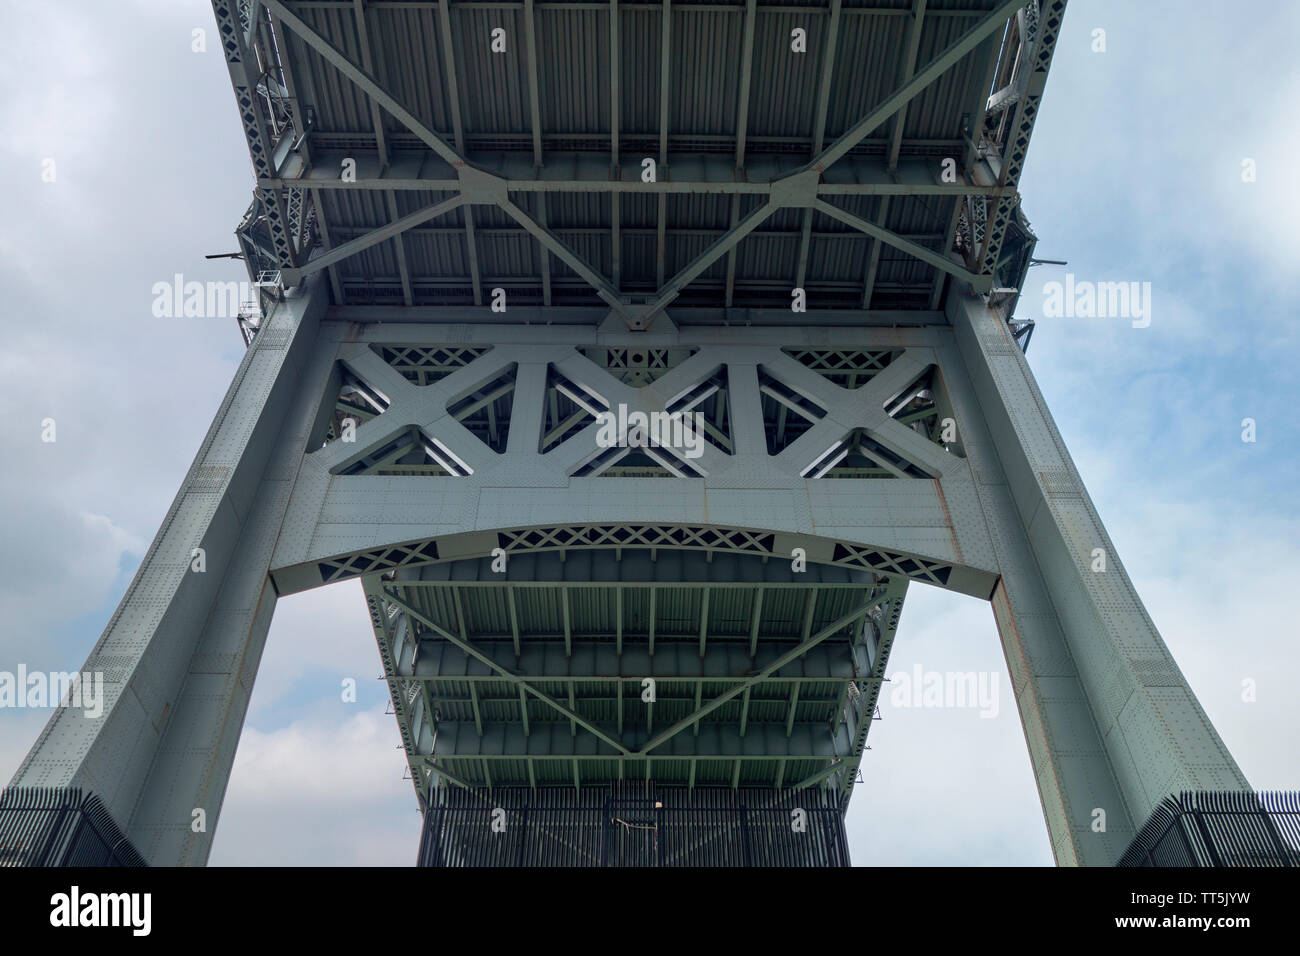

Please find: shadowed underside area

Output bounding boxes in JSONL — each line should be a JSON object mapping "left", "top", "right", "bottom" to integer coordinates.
{"left": 368, "top": 549, "right": 905, "bottom": 804}
{"left": 235, "top": 0, "right": 1048, "bottom": 321}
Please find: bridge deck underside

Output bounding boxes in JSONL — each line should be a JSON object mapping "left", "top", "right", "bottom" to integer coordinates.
{"left": 367, "top": 548, "right": 908, "bottom": 801}
{"left": 243, "top": 0, "right": 1040, "bottom": 314}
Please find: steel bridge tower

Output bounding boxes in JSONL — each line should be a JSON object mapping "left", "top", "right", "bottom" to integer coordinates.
{"left": 2, "top": 0, "right": 1254, "bottom": 866}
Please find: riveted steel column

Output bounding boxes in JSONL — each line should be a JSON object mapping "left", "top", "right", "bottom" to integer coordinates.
{"left": 7, "top": 278, "right": 333, "bottom": 865}
{"left": 947, "top": 290, "right": 1250, "bottom": 865}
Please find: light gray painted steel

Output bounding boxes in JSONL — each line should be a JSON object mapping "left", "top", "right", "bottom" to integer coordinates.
{"left": 7, "top": 288, "right": 1249, "bottom": 864}
{"left": 6, "top": 0, "right": 1251, "bottom": 869}
{"left": 946, "top": 291, "right": 1249, "bottom": 864}
{"left": 7, "top": 279, "right": 330, "bottom": 865}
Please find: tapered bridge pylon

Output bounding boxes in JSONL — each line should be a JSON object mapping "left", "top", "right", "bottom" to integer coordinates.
{"left": 2, "top": 0, "right": 1253, "bottom": 867}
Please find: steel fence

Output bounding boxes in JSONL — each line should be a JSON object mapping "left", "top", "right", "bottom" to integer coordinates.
{"left": 0, "top": 787, "right": 147, "bottom": 867}
{"left": 419, "top": 783, "right": 851, "bottom": 867}
{"left": 1118, "top": 791, "right": 1300, "bottom": 867}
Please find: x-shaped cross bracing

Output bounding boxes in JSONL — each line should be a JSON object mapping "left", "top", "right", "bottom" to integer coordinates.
{"left": 385, "top": 584, "right": 889, "bottom": 762}
{"left": 310, "top": 340, "right": 953, "bottom": 487}
{"left": 250, "top": 0, "right": 1023, "bottom": 322}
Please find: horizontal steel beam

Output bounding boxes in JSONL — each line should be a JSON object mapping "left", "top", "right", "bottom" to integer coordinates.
{"left": 403, "top": 640, "right": 873, "bottom": 683}
{"left": 329, "top": 225, "right": 946, "bottom": 244}
{"left": 394, "top": 579, "right": 872, "bottom": 590}
{"left": 428, "top": 719, "right": 851, "bottom": 759}
{"left": 264, "top": 150, "right": 1007, "bottom": 198}
{"left": 295, "top": 3, "right": 992, "bottom": 16}
{"left": 422, "top": 691, "right": 853, "bottom": 707}
{"left": 308, "top": 304, "right": 946, "bottom": 327}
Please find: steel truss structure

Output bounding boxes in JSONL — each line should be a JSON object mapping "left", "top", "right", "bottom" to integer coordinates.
{"left": 3, "top": 0, "right": 1254, "bottom": 867}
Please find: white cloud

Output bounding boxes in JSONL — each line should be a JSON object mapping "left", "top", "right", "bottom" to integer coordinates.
{"left": 249, "top": 581, "right": 384, "bottom": 721}
{"left": 211, "top": 704, "right": 421, "bottom": 866}
{"left": 1095, "top": 502, "right": 1300, "bottom": 792}
{"left": 846, "top": 587, "right": 1052, "bottom": 866}
{"left": 227, "top": 705, "right": 410, "bottom": 804}
{"left": 0, "top": 503, "right": 144, "bottom": 656}
{"left": 0, "top": 710, "right": 52, "bottom": 786}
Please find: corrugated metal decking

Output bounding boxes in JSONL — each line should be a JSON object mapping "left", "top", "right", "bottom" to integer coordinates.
{"left": 239, "top": 0, "right": 1041, "bottom": 316}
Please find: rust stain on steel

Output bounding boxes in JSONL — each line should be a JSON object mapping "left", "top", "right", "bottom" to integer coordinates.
{"left": 933, "top": 479, "right": 963, "bottom": 564}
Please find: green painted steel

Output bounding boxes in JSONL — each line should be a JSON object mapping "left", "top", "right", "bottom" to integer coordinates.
{"left": 367, "top": 551, "right": 899, "bottom": 797}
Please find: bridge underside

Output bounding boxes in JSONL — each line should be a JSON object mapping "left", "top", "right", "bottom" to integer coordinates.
{"left": 377, "top": 543, "right": 897, "bottom": 868}
{"left": 229, "top": 0, "right": 1055, "bottom": 330}
{"left": 1, "top": 0, "right": 1257, "bottom": 869}
{"left": 370, "top": 549, "right": 900, "bottom": 798}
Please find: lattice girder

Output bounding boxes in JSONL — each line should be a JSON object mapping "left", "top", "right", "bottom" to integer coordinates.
{"left": 8, "top": 278, "right": 1250, "bottom": 870}
{"left": 271, "top": 319, "right": 1001, "bottom": 601}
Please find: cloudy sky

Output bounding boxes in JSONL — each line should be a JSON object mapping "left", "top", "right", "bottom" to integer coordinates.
{"left": 0, "top": 0, "right": 1295, "bottom": 866}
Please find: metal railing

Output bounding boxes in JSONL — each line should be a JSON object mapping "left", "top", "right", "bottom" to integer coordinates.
{"left": 0, "top": 787, "right": 147, "bottom": 867}
{"left": 1118, "top": 791, "right": 1300, "bottom": 867}
{"left": 419, "top": 783, "right": 850, "bottom": 867}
